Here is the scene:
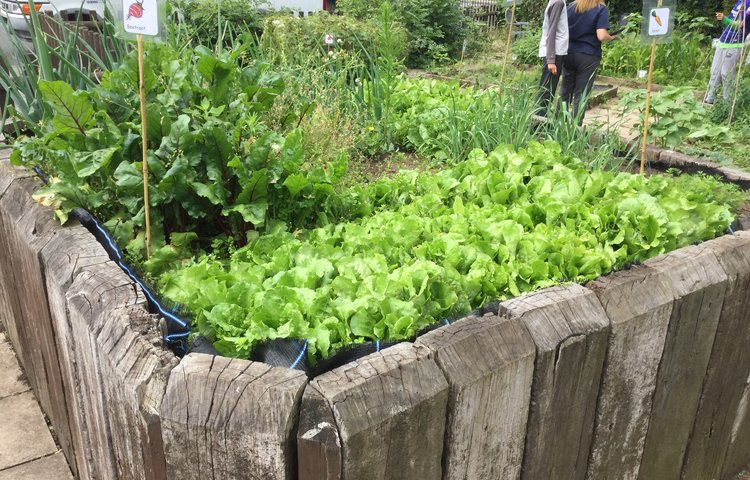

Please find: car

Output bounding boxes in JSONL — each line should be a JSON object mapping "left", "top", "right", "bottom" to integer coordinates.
{"left": 0, "top": 0, "right": 104, "bottom": 38}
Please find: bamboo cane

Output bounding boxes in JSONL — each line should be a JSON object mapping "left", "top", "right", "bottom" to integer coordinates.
{"left": 137, "top": 34, "right": 151, "bottom": 258}
{"left": 640, "top": 0, "right": 664, "bottom": 175}
{"left": 499, "top": 0, "right": 517, "bottom": 88}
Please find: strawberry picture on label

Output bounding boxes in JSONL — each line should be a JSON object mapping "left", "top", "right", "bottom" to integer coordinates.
{"left": 127, "top": 0, "right": 144, "bottom": 20}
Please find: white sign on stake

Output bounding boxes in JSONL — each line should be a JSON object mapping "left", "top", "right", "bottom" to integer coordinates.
{"left": 324, "top": 34, "right": 334, "bottom": 45}
{"left": 123, "top": 0, "right": 159, "bottom": 36}
{"left": 648, "top": 7, "right": 670, "bottom": 36}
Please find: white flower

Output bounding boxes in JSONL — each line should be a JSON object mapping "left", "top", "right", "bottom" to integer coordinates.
{"left": 272, "top": 19, "right": 282, "bottom": 27}
{"left": 271, "top": 143, "right": 282, "bottom": 154}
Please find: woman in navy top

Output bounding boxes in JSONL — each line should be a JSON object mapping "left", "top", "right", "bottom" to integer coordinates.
{"left": 558, "top": 0, "right": 617, "bottom": 123}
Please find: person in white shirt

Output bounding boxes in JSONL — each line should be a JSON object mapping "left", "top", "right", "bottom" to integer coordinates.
{"left": 537, "top": 0, "right": 569, "bottom": 115}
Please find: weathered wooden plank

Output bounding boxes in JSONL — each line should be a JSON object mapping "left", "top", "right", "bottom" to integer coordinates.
{"left": 722, "top": 371, "right": 750, "bottom": 480}
{"left": 415, "top": 314, "right": 535, "bottom": 480}
{"left": 66, "top": 261, "right": 146, "bottom": 480}
{"left": 638, "top": 244, "right": 728, "bottom": 480}
{"left": 96, "top": 305, "right": 176, "bottom": 480}
{"left": 311, "top": 343, "right": 448, "bottom": 480}
{"left": 0, "top": 161, "right": 28, "bottom": 365}
{"left": 161, "top": 353, "right": 308, "bottom": 480}
{"left": 499, "top": 284, "right": 609, "bottom": 480}
{"left": 0, "top": 176, "right": 74, "bottom": 467}
{"left": 40, "top": 225, "right": 110, "bottom": 479}
{"left": 297, "top": 384, "right": 342, "bottom": 480}
{"left": 585, "top": 265, "right": 675, "bottom": 480}
{"left": 681, "top": 232, "right": 750, "bottom": 480}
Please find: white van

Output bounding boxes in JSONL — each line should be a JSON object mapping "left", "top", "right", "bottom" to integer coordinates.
{"left": 0, "top": 0, "right": 105, "bottom": 37}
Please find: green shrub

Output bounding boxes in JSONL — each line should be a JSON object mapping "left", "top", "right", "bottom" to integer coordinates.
{"left": 172, "top": 0, "right": 265, "bottom": 50}
{"left": 600, "top": 13, "right": 712, "bottom": 87}
{"left": 336, "top": 0, "right": 468, "bottom": 67}
{"left": 515, "top": 2, "right": 546, "bottom": 27}
{"left": 259, "top": 12, "right": 394, "bottom": 66}
{"left": 511, "top": 27, "right": 542, "bottom": 66}
{"left": 711, "top": 76, "right": 750, "bottom": 125}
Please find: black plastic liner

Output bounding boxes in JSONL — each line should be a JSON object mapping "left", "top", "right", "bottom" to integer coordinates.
{"left": 70, "top": 207, "right": 192, "bottom": 355}
{"left": 33, "top": 167, "right": 190, "bottom": 356}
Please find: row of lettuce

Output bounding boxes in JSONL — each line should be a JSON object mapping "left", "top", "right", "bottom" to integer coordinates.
{"left": 11, "top": 40, "right": 746, "bottom": 361}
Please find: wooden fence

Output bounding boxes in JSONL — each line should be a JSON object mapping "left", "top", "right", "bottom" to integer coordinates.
{"left": 2, "top": 148, "right": 750, "bottom": 479}
{"left": 460, "top": 0, "right": 505, "bottom": 30}
{"left": 38, "top": 13, "right": 114, "bottom": 72}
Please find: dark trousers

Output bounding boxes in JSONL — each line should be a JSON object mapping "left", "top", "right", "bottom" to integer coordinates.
{"left": 559, "top": 52, "right": 601, "bottom": 124}
{"left": 537, "top": 55, "right": 565, "bottom": 116}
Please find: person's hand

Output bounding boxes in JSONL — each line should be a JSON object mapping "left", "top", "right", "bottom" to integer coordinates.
{"left": 548, "top": 63, "right": 558, "bottom": 75}
{"left": 717, "top": 12, "right": 725, "bottom": 22}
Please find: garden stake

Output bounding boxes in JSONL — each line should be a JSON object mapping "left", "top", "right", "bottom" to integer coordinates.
{"left": 137, "top": 33, "right": 152, "bottom": 258}
{"left": 499, "top": 0, "right": 517, "bottom": 88}
{"left": 640, "top": 0, "right": 663, "bottom": 175}
{"left": 729, "top": 0, "right": 748, "bottom": 126}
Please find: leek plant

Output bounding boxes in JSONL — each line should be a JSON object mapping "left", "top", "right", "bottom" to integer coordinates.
{"left": 0, "top": 4, "right": 128, "bottom": 139}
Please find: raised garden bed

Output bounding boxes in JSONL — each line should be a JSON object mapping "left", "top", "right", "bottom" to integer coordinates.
{"left": 3, "top": 141, "right": 750, "bottom": 480}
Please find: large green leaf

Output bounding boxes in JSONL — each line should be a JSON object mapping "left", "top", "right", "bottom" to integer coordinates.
{"left": 39, "top": 80, "right": 95, "bottom": 135}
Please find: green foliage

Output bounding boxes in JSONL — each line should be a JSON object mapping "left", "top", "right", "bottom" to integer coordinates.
{"left": 259, "top": 12, "right": 392, "bottom": 66}
{"left": 11, "top": 43, "right": 352, "bottom": 267}
{"left": 388, "top": 78, "right": 535, "bottom": 161}
{"left": 711, "top": 76, "right": 750, "bottom": 126}
{"left": 600, "top": 13, "right": 713, "bottom": 87}
{"left": 172, "top": 0, "right": 265, "bottom": 51}
{"left": 336, "top": 0, "right": 468, "bottom": 67}
{"left": 511, "top": 27, "right": 542, "bottom": 66}
{"left": 608, "top": 0, "right": 727, "bottom": 28}
{"left": 0, "top": 12, "right": 128, "bottom": 136}
{"left": 621, "top": 86, "right": 731, "bottom": 148}
{"left": 513, "top": 2, "right": 546, "bottom": 28}
{"left": 157, "top": 141, "right": 743, "bottom": 359}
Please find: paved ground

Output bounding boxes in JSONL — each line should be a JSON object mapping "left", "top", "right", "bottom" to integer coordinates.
{"left": 0, "top": 328, "right": 73, "bottom": 479}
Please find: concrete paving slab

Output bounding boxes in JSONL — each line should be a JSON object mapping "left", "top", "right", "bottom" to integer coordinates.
{"left": 0, "top": 391, "right": 58, "bottom": 470}
{"left": 0, "top": 452, "right": 73, "bottom": 480}
{"left": 0, "top": 332, "right": 28, "bottom": 398}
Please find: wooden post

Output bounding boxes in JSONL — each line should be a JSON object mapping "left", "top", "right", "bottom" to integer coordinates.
{"left": 137, "top": 34, "right": 151, "bottom": 258}
{"left": 499, "top": 285, "right": 609, "bottom": 480}
{"left": 585, "top": 265, "right": 674, "bottom": 479}
{"left": 308, "top": 343, "right": 448, "bottom": 480}
{"left": 416, "top": 314, "right": 536, "bottom": 480}
{"left": 499, "top": 0, "right": 516, "bottom": 87}
{"left": 639, "top": 0, "right": 663, "bottom": 175}
{"left": 638, "top": 244, "right": 728, "bottom": 479}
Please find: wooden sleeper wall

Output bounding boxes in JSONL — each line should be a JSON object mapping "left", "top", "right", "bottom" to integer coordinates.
{"left": 3, "top": 150, "right": 750, "bottom": 479}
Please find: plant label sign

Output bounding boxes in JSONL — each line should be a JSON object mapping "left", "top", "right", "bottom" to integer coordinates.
{"left": 648, "top": 7, "right": 669, "bottom": 35}
{"left": 324, "top": 34, "right": 334, "bottom": 45}
{"left": 640, "top": 0, "right": 676, "bottom": 44}
{"left": 123, "top": 0, "right": 158, "bottom": 36}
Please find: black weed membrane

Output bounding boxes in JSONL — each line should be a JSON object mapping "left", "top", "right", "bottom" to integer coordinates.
{"left": 70, "top": 207, "right": 192, "bottom": 355}
{"left": 32, "top": 167, "right": 190, "bottom": 356}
